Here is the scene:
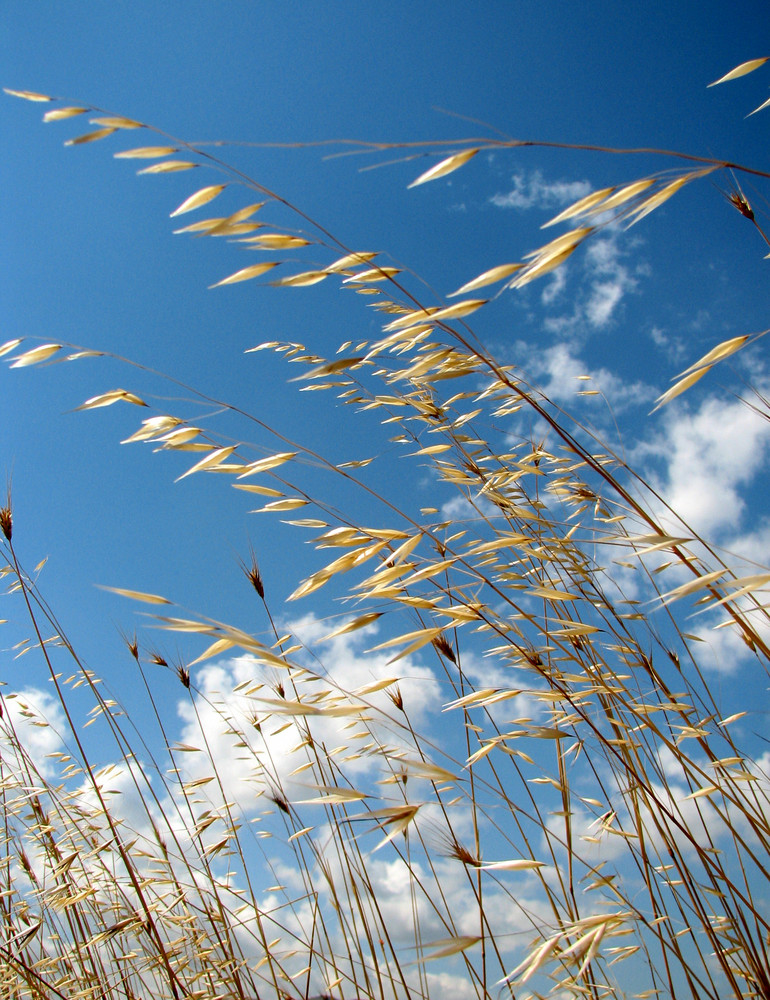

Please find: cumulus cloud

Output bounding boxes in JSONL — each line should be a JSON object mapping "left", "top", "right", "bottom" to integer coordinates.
{"left": 174, "top": 613, "right": 444, "bottom": 811}
{"left": 0, "top": 686, "right": 70, "bottom": 780}
{"left": 639, "top": 392, "right": 770, "bottom": 539}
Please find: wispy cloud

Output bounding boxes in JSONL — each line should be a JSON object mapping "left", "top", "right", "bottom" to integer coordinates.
{"left": 541, "top": 231, "right": 642, "bottom": 333}
{"left": 490, "top": 169, "right": 591, "bottom": 211}
{"left": 514, "top": 339, "right": 654, "bottom": 413}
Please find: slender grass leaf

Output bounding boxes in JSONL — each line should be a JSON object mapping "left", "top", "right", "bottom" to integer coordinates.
{"left": 272, "top": 270, "right": 329, "bottom": 287}
{"left": 408, "top": 148, "right": 479, "bottom": 188}
{"left": 254, "top": 498, "right": 310, "bottom": 512}
{"left": 243, "top": 233, "right": 309, "bottom": 248}
{"left": 99, "top": 586, "right": 172, "bottom": 604}
{"left": 651, "top": 366, "right": 711, "bottom": 411}
{"left": 413, "top": 937, "right": 481, "bottom": 963}
{"left": 479, "top": 859, "right": 546, "bottom": 871}
{"left": 89, "top": 115, "right": 143, "bottom": 128}
{"left": 175, "top": 445, "right": 237, "bottom": 481}
{"left": 4, "top": 88, "right": 52, "bottom": 101}
{"left": 0, "top": 339, "right": 23, "bottom": 357}
{"left": 747, "top": 95, "right": 770, "bottom": 116}
{"left": 75, "top": 389, "right": 146, "bottom": 410}
{"left": 170, "top": 184, "right": 227, "bottom": 217}
{"left": 209, "top": 262, "right": 279, "bottom": 287}
{"left": 679, "top": 335, "right": 750, "bottom": 376}
{"left": 708, "top": 57, "right": 769, "bottom": 86}
{"left": 43, "top": 106, "right": 88, "bottom": 121}
{"left": 64, "top": 127, "right": 118, "bottom": 145}
{"left": 114, "top": 146, "right": 178, "bottom": 158}
{"left": 542, "top": 187, "right": 615, "bottom": 228}
{"left": 326, "top": 251, "right": 379, "bottom": 272}
{"left": 449, "top": 263, "right": 524, "bottom": 297}
{"left": 10, "top": 343, "right": 61, "bottom": 367}
{"left": 137, "top": 161, "right": 198, "bottom": 174}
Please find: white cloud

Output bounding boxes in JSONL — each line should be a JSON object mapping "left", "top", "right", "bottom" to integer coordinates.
{"left": 174, "top": 614, "right": 444, "bottom": 811}
{"left": 584, "top": 279, "right": 625, "bottom": 327}
{"left": 0, "top": 686, "right": 69, "bottom": 780}
{"left": 514, "top": 340, "right": 654, "bottom": 413}
{"left": 490, "top": 170, "right": 591, "bottom": 212}
{"left": 639, "top": 392, "right": 770, "bottom": 539}
{"left": 540, "top": 264, "right": 568, "bottom": 306}
{"left": 650, "top": 324, "right": 687, "bottom": 364}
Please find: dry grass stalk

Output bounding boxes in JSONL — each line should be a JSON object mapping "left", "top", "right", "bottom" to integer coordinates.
{"left": 2, "top": 76, "right": 770, "bottom": 1000}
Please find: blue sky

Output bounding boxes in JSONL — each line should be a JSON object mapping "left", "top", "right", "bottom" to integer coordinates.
{"left": 3, "top": 3, "right": 770, "bottom": 998}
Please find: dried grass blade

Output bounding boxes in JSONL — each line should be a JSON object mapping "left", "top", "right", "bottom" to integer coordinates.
{"left": 627, "top": 169, "right": 715, "bottom": 227}
{"left": 343, "top": 265, "right": 402, "bottom": 283}
{"left": 64, "top": 127, "right": 118, "bottom": 145}
{"left": 170, "top": 184, "right": 227, "bottom": 217}
{"left": 175, "top": 445, "right": 237, "bottom": 481}
{"left": 326, "top": 251, "right": 379, "bottom": 272}
{"left": 99, "top": 586, "right": 172, "bottom": 604}
{"left": 75, "top": 389, "right": 146, "bottom": 410}
{"left": 43, "top": 106, "right": 88, "bottom": 121}
{"left": 89, "top": 115, "right": 143, "bottom": 128}
{"left": 114, "top": 146, "right": 178, "bottom": 159}
{"left": 628, "top": 533, "right": 692, "bottom": 556}
{"left": 137, "top": 161, "right": 198, "bottom": 174}
{"left": 659, "top": 568, "right": 727, "bottom": 606}
{"left": 0, "top": 338, "right": 23, "bottom": 357}
{"left": 448, "top": 263, "right": 524, "bottom": 297}
{"left": 320, "top": 614, "right": 383, "bottom": 641}
{"left": 413, "top": 937, "right": 481, "bottom": 963}
{"left": 511, "top": 245, "right": 579, "bottom": 288}
{"left": 4, "top": 88, "right": 52, "bottom": 101}
{"left": 708, "top": 57, "right": 769, "bottom": 87}
{"left": 243, "top": 233, "right": 309, "bottom": 248}
{"left": 679, "top": 335, "right": 750, "bottom": 376}
{"left": 121, "top": 415, "right": 182, "bottom": 442}
{"left": 296, "top": 786, "right": 369, "bottom": 804}
{"left": 523, "top": 226, "right": 593, "bottom": 261}
{"left": 430, "top": 298, "right": 488, "bottom": 322}
{"left": 272, "top": 270, "right": 329, "bottom": 287}
{"left": 291, "top": 357, "right": 364, "bottom": 381}
{"left": 188, "top": 637, "right": 236, "bottom": 665}
{"left": 254, "top": 497, "right": 309, "bottom": 512}
{"left": 651, "top": 366, "right": 710, "bottom": 411}
{"left": 542, "top": 186, "right": 615, "bottom": 228}
{"left": 747, "top": 95, "right": 770, "bottom": 117}
{"left": 408, "top": 148, "right": 479, "bottom": 188}
{"left": 237, "top": 452, "right": 297, "bottom": 477}
{"left": 9, "top": 343, "right": 62, "bottom": 367}
{"left": 209, "top": 262, "right": 279, "bottom": 287}
{"left": 479, "top": 859, "right": 546, "bottom": 871}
